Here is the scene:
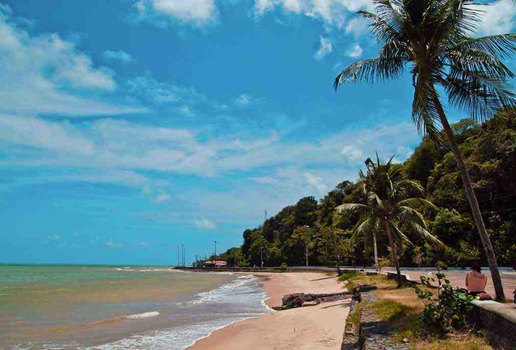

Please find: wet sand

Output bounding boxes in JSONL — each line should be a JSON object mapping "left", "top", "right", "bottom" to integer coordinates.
{"left": 189, "top": 272, "right": 350, "bottom": 350}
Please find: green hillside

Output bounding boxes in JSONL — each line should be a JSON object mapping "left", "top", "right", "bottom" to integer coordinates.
{"left": 220, "top": 109, "right": 515, "bottom": 268}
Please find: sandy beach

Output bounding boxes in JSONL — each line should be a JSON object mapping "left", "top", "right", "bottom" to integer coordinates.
{"left": 189, "top": 272, "right": 350, "bottom": 350}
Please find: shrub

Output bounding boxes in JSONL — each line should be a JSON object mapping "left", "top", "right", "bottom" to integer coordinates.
{"left": 378, "top": 258, "right": 391, "bottom": 271}
{"left": 279, "top": 263, "right": 288, "bottom": 271}
{"left": 338, "top": 271, "right": 358, "bottom": 282}
{"left": 414, "top": 273, "right": 475, "bottom": 335}
{"left": 435, "top": 260, "right": 448, "bottom": 271}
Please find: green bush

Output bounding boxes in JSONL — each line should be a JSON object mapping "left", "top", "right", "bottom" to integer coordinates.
{"left": 279, "top": 263, "right": 288, "bottom": 271}
{"left": 338, "top": 271, "right": 358, "bottom": 281}
{"left": 414, "top": 273, "right": 475, "bottom": 335}
{"left": 435, "top": 260, "right": 448, "bottom": 271}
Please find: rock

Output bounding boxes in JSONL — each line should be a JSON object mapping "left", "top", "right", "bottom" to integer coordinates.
{"left": 282, "top": 293, "right": 305, "bottom": 309}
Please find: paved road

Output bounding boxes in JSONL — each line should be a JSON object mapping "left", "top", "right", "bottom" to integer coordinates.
{"left": 382, "top": 268, "right": 515, "bottom": 299}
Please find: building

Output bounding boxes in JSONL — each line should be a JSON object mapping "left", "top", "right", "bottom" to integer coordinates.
{"left": 202, "top": 260, "right": 227, "bottom": 267}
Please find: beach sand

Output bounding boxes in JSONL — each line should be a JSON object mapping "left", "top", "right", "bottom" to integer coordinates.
{"left": 189, "top": 272, "right": 350, "bottom": 350}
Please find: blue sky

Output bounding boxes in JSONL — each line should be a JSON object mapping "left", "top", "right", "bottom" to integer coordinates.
{"left": 0, "top": 0, "right": 514, "bottom": 265}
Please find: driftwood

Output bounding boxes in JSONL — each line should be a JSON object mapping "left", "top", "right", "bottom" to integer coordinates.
{"left": 281, "top": 290, "right": 355, "bottom": 310}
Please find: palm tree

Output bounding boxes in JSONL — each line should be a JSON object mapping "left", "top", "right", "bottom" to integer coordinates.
{"left": 291, "top": 225, "right": 315, "bottom": 266}
{"left": 334, "top": 0, "right": 515, "bottom": 300}
{"left": 337, "top": 156, "right": 441, "bottom": 287}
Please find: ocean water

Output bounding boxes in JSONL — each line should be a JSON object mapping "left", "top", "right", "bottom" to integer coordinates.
{"left": 0, "top": 265, "right": 272, "bottom": 349}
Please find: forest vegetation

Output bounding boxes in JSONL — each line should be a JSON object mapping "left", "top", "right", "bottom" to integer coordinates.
{"left": 218, "top": 109, "right": 515, "bottom": 269}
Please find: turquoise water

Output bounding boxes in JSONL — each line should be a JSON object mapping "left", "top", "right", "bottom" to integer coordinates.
{"left": 0, "top": 265, "right": 270, "bottom": 349}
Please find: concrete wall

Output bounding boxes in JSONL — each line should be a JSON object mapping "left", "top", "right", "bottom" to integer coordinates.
{"left": 471, "top": 300, "right": 516, "bottom": 350}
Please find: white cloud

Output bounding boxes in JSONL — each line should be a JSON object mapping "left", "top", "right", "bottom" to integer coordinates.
{"left": 135, "top": 0, "right": 218, "bottom": 26}
{"left": 473, "top": 0, "right": 515, "bottom": 36}
{"left": 0, "top": 5, "right": 144, "bottom": 116}
{"left": 155, "top": 192, "right": 171, "bottom": 203}
{"left": 304, "top": 172, "right": 328, "bottom": 195}
{"left": 55, "top": 170, "right": 152, "bottom": 188}
{"left": 339, "top": 0, "right": 373, "bottom": 12}
{"left": 0, "top": 114, "right": 95, "bottom": 155}
{"left": 250, "top": 176, "right": 280, "bottom": 184}
{"left": 254, "top": 0, "right": 373, "bottom": 29}
{"left": 345, "top": 43, "right": 363, "bottom": 58}
{"left": 105, "top": 239, "right": 124, "bottom": 249}
{"left": 232, "top": 93, "right": 254, "bottom": 106}
{"left": 195, "top": 216, "right": 217, "bottom": 229}
{"left": 103, "top": 50, "right": 135, "bottom": 64}
{"left": 229, "top": 93, "right": 265, "bottom": 110}
{"left": 254, "top": 0, "right": 343, "bottom": 28}
{"left": 0, "top": 114, "right": 419, "bottom": 176}
{"left": 46, "top": 234, "right": 60, "bottom": 241}
{"left": 0, "top": 111, "right": 420, "bottom": 221}
{"left": 340, "top": 144, "right": 364, "bottom": 162}
{"left": 314, "top": 36, "right": 333, "bottom": 60}
{"left": 190, "top": 166, "right": 357, "bottom": 224}
{"left": 127, "top": 72, "right": 208, "bottom": 107}
{"left": 345, "top": 17, "right": 369, "bottom": 38}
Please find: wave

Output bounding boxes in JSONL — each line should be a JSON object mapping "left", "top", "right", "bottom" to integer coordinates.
{"left": 113, "top": 267, "right": 181, "bottom": 273}
{"left": 95, "top": 274, "right": 272, "bottom": 350}
{"left": 125, "top": 311, "right": 160, "bottom": 320}
{"left": 91, "top": 311, "right": 160, "bottom": 326}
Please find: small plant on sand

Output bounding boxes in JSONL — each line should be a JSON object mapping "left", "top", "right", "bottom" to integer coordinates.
{"left": 414, "top": 273, "right": 475, "bottom": 335}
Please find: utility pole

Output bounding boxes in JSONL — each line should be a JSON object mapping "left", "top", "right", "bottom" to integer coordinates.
{"left": 181, "top": 244, "right": 185, "bottom": 267}
{"left": 214, "top": 240, "right": 217, "bottom": 258}
{"left": 177, "top": 246, "right": 180, "bottom": 267}
{"left": 260, "top": 243, "right": 263, "bottom": 268}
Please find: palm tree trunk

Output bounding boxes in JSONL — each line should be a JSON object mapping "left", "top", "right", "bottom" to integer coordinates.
{"left": 432, "top": 93, "right": 505, "bottom": 301}
{"left": 383, "top": 218, "right": 402, "bottom": 287}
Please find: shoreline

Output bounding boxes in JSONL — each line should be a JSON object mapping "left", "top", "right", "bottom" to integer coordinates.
{"left": 188, "top": 271, "right": 350, "bottom": 350}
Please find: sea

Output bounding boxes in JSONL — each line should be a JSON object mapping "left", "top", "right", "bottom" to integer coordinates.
{"left": 0, "top": 265, "right": 272, "bottom": 349}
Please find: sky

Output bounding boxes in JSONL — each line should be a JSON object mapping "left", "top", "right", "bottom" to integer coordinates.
{"left": 0, "top": 0, "right": 514, "bottom": 265}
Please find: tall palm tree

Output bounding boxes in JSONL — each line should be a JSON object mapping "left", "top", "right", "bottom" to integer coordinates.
{"left": 334, "top": 0, "right": 515, "bottom": 300}
{"left": 337, "top": 156, "right": 441, "bottom": 287}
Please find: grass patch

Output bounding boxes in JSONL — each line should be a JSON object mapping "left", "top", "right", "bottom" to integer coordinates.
{"left": 338, "top": 271, "right": 359, "bottom": 282}
{"left": 346, "top": 301, "right": 366, "bottom": 329}
{"left": 372, "top": 299, "right": 411, "bottom": 322}
{"left": 414, "top": 336, "right": 492, "bottom": 350}
{"left": 339, "top": 271, "right": 397, "bottom": 291}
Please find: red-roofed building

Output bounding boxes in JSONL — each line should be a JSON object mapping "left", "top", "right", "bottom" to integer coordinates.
{"left": 202, "top": 260, "right": 227, "bottom": 267}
